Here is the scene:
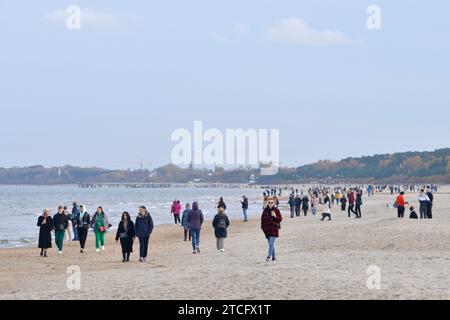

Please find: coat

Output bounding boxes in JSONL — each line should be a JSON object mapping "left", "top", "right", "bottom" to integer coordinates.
{"left": 187, "top": 209, "right": 204, "bottom": 230}
{"left": 261, "top": 207, "right": 282, "bottom": 239}
{"left": 52, "top": 213, "right": 69, "bottom": 232}
{"left": 37, "top": 215, "right": 53, "bottom": 249}
{"left": 135, "top": 213, "right": 154, "bottom": 238}
{"left": 116, "top": 220, "right": 135, "bottom": 253}
{"left": 90, "top": 212, "right": 110, "bottom": 232}
{"left": 181, "top": 209, "right": 190, "bottom": 230}
{"left": 212, "top": 213, "right": 230, "bottom": 238}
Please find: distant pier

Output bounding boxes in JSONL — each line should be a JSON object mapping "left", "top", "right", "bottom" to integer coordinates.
{"left": 78, "top": 183, "right": 255, "bottom": 189}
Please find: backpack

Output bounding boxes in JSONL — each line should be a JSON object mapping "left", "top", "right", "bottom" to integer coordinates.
{"left": 217, "top": 216, "right": 227, "bottom": 229}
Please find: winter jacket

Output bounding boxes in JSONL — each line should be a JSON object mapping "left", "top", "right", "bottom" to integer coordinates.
{"left": 187, "top": 209, "right": 204, "bottom": 230}
{"left": 261, "top": 207, "right": 282, "bottom": 239}
{"left": 135, "top": 212, "right": 154, "bottom": 238}
{"left": 212, "top": 213, "right": 230, "bottom": 238}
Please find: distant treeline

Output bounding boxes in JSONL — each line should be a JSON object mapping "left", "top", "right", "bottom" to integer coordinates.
{"left": 1, "top": 148, "right": 449, "bottom": 185}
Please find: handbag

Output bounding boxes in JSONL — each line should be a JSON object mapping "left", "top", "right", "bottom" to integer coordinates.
{"left": 99, "top": 226, "right": 106, "bottom": 233}
{"left": 119, "top": 232, "right": 128, "bottom": 239}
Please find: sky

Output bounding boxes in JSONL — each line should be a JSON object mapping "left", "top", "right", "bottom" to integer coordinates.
{"left": 1, "top": 1, "right": 449, "bottom": 170}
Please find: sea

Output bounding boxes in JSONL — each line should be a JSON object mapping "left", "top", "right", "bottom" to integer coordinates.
{"left": 0, "top": 185, "right": 264, "bottom": 248}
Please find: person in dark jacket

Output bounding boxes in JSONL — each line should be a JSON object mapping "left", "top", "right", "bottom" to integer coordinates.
{"left": 135, "top": 206, "right": 154, "bottom": 262}
{"left": 37, "top": 208, "right": 53, "bottom": 257}
{"left": 76, "top": 204, "right": 90, "bottom": 253}
{"left": 261, "top": 198, "right": 283, "bottom": 262}
{"left": 181, "top": 203, "right": 191, "bottom": 241}
{"left": 187, "top": 201, "right": 204, "bottom": 254}
{"left": 302, "top": 195, "right": 309, "bottom": 216}
{"left": 116, "top": 212, "right": 136, "bottom": 262}
{"left": 340, "top": 196, "right": 347, "bottom": 211}
{"left": 241, "top": 196, "right": 249, "bottom": 222}
{"left": 217, "top": 197, "right": 227, "bottom": 210}
{"left": 212, "top": 207, "right": 230, "bottom": 252}
{"left": 70, "top": 202, "right": 80, "bottom": 241}
{"left": 426, "top": 186, "right": 434, "bottom": 219}
{"left": 409, "top": 206, "right": 418, "bottom": 219}
{"left": 53, "top": 206, "right": 69, "bottom": 255}
{"left": 355, "top": 190, "right": 363, "bottom": 219}
{"left": 288, "top": 194, "right": 295, "bottom": 218}
{"left": 294, "top": 195, "right": 302, "bottom": 217}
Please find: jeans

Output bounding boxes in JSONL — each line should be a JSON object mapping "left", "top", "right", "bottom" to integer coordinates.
{"left": 267, "top": 237, "right": 276, "bottom": 258}
{"left": 348, "top": 204, "right": 355, "bottom": 217}
{"left": 72, "top": 222, "right": 79, "bottom": 240}
{"left": 174, "top": 214, "right": 180, "bottom": 224}
{"left": 242, "top": 208, "right": 248, "bottom": 222}
{"left": 311, "top": 207, "right": 317, "bottom": 216}
{"left": 419, "top": 203, "right": 427, "bottom": 219}
{"left": 290, "top": 207, "right": 295, "bottom": 218}
{"left": 355, "top": 204, "right": 362, "bottom": 218}
{"left": 139, "top": 236, "right": 150, "bottom": 258}
{"left": 191, "top": 229, "right": 201, "bottom": 251}
{"left": 427, "top": 203, "right": 433, "bottom": 219}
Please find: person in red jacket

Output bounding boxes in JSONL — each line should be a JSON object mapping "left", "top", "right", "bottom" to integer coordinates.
{"left": 396, "top": 191, "right": 408, "bottom": 218}
{"left": 347, "top": 190, "right": 356, "bottom": 218}
{"left": 261, "top": 197, "right": 283, "bottom": 262}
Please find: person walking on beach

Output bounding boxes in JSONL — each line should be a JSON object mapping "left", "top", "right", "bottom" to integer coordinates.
{"left": 181, "top": 203, "right": 191, "bottom": 241}
{"left": 340, "top": 195, "right": 347, "bottom": 211}
{"left": 63, "top": 206, "right": 72, "bottom": 241}
{"left": 135, "top": 206, "right": 154, "bottom": 262}
{"left": 171, "top": 200, "right": 182, "bottom": 225}
{"left": 355, "top": 190, "right": 363, "bottom": 219}
{"left": 261, "top": 198, "right": 282, "bottom": 262}
{"left": 76, "top": 204, "right": 90, "bottom": 253}
{"left": 187, "top": 202, "right": 204, "bottom": 254}
{"left": 241, "top": 196, "right": 249, "bottom": 222}
{"left": 302, "top": 195, "right": 310, "bottom": 216}
{"left": 212, "top": 207, "right": 230, "bottom": 252}
{"left": 217, "top": 197, "right": 227, "bottom": 210}
{"left": 396, "top": 192, "right": 408, "bottom": 219}
{"left": 70, "top": 202, "right": 80, "bottom": 241}
{"left": 37, "top": 208, "right": 53, "bottom": 257}
{"left": 288, "top": 194, "right": 295, "bottom": 218}
{"left": 116, "top": 212, "right": 135, "bottom": 263}
{"left": 347, "top": 190, "right": 356, "bottom": 218}
{"left": 320, "top": 195, "right": 332, "bottom": 221}
{"left": 295, "top": 195, "right": 302, "bottom": 217}
{"left": 90, "top": 207, "right": 110, "bottom": 253}
{"left": 53, "top": 206, "right": 69, "bottom": 255}
{"left": 426, "top": 186, "right": 434, "bottom": 219}
{"left": 311, "top": 195, "right": 319, "bottom": 216}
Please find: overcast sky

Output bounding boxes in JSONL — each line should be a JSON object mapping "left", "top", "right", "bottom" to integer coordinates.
{"left": 1, "top": 1, "right": 449, "bottom": 170}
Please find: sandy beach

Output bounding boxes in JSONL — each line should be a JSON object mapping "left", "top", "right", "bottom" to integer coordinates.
{"left": 0, "top": 187, "right": 449, "bottom": 300}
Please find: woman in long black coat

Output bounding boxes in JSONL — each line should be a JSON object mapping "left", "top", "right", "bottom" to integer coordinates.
{"left": 37, "top": 208, "right": 53, "bottom": 257}
{"left": 115, "top": 212, "right": 135, "bottom": 262}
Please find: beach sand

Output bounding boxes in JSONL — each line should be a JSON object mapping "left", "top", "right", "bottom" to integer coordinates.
{"left": 0, "top": 187, "right": 449, "bottom": 300}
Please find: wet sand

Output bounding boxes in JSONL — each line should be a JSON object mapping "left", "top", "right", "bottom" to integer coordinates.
{"left": 0, "top": 187, "right": 449, "bottom": 300}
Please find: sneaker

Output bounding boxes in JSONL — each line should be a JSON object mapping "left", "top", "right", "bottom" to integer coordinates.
{"left": 96, "top": 249, "right": 100, "bottom": 253}
{"left": 102, "top": 246, "right": 105, "bottom": 251}
{"left": 266, "top": 257, "right": 271, "bottom": 262}
{"left": 58, "top": 251, "right": 62, "bottom": 255}
{"left": 196, "top": 248, "right": 200, "bottom": 254}
{"left": 80, "top": 249, "right": 84, "bottom": 254}
{"left": 192, "top": 251, "right": 197, "bottom": 255}
{"left": 44, "top": 252, "right": 48, "bottom": 257}
{"left": 220, "top": 249, "right": 225, "bottom": 253}
{"left": 272, "top": 257, "right": 277, "bottom": 262}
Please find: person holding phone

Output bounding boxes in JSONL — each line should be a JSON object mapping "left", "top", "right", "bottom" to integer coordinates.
{"left": 77, "top": 204, "right": 91, "bottom": 253}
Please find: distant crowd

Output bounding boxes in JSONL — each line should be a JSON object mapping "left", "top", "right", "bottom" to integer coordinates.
{"left": 36, "top": 183, "right": 437, "bottom": 263}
